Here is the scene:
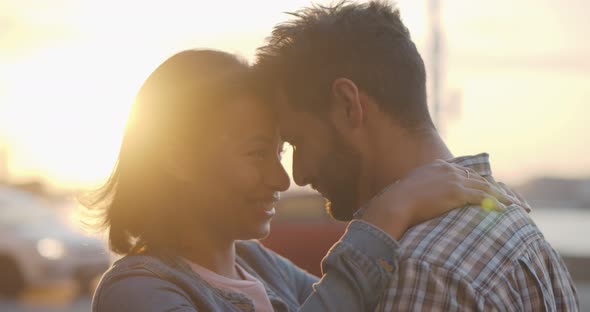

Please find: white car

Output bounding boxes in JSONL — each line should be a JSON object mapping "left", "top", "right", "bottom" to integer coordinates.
{"left": 0, "top": 186, "right": 110, "bottom": 296}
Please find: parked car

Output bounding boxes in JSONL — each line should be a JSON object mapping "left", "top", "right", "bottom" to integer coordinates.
{"left": 0, "top": 186, "right": 110, "bottom": 296}
{"left": 262, "top": 189, "right": 347, "bottom": 276}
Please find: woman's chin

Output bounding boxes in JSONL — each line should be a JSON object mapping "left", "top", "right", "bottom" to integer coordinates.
{"left": 246, "top": 222, "right": 272, "bottom": 240}
{"left": 255, "top": 221, "right": 272, "bottom": 239}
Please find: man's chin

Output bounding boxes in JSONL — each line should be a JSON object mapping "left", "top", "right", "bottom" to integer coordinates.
{"left": 326, "top": 200, "right": 355, "bottom": 222}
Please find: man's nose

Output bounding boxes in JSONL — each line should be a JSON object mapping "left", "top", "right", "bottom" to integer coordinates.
{"left": 268, "top": 159, "right": 290, "bottom": 192}
{"left": 292, "top": 152, "right": 311, "bottom": 187}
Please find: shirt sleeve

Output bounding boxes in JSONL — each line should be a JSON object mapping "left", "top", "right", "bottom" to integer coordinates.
{"left": 298, "top": 220, "right": 401, "bottom": 312}
{"left": 262, "top": 248, "right": 320, "bottom": 304}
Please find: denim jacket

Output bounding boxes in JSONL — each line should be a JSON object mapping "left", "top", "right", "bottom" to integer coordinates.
{"left": 92, "top": 220, "right": 399, "bottom": 312}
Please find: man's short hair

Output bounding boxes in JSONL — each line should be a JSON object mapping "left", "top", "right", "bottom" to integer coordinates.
{"left": 256, "top": 0, "right": 434, "bottom": 129}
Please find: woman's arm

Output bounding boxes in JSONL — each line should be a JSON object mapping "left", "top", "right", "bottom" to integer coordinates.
{"left": 360, "top": 160, "right": 514, "bottom": 239}
{"left": 294, "top": 160, "right": 519, "bottom": 311}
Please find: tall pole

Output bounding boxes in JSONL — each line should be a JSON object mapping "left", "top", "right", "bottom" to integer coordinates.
{"left": 428, "top": 0, "right": 442, "bottom": 132}
{"left": 0, "top": 143, "right": 7, "bottom": 183}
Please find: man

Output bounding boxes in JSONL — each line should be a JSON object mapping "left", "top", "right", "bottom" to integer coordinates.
{"left": 255, "top": 1, "right": 579, "bottom": 310}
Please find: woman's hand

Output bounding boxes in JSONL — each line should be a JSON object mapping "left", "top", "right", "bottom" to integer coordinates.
{"left": 360, "top": 160, "right": 521, "bottom": 240}
{"left": 497, "top": 181, "right": 532, "bottom": 212}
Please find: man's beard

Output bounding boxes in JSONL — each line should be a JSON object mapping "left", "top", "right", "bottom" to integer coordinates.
{"left": 317, "top": 131, "right": 362, "bottom": 221}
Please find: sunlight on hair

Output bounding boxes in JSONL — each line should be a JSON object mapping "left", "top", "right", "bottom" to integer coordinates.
{"left": 1, "top": 0, "right": 589, "bottom": 189}
{"left": 1, "top": 47, "right": 139, "bottom": 187}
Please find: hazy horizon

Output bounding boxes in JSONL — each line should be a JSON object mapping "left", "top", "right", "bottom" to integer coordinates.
{"left": 1, "top": 0, "right": 589, "bottom": 190}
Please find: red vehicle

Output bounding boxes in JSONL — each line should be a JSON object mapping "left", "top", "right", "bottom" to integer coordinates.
{"left": 261, "top": 189, "right": 347, "bottom": 276}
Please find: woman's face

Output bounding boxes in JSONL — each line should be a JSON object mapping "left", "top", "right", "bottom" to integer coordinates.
{"left": 179, "top": 96, "right": 290, "bottom": 241}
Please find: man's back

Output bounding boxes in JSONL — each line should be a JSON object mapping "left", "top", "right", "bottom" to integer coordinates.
{"left": 376, "top": 154, "right": 579, "bottom": 311}
{"left": 377, "top": 205, "right": 579, "bottom": 311}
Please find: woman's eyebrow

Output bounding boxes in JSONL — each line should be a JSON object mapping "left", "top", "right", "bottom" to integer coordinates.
{"left": 247, "top": 135, "right": 274, "bottom": 145}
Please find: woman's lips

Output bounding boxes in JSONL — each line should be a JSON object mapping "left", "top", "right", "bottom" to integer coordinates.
{"left": 253, "top": 199, "right": 277, "bottom": 218}
{"left": 260, "top": 206, "right": 276, "bottom": 218}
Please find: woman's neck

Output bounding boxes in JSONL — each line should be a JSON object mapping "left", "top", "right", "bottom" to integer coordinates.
{"left": 180, "top": 233, "right": 239, "bottom": 279}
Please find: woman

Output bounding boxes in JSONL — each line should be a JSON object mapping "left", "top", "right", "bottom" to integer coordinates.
{"left": 87, "top": 49, "right": 516, "bottom": 312}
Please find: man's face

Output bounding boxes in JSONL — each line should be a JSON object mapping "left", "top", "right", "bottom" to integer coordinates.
{"left": 277, "top": 98, "right": 362, "bottom": 221}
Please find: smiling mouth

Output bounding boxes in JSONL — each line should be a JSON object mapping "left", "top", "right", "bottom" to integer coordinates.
{"left": 252, "top": 195, "right": 279, "bottom": 216}
{"left": 262, "top": 206, "right": 276, "bottom": 217}
{"left": 257, "top": 200, "right": 276, "bottom": 210}
{"left": 253, "top": 202, "right": 276, "bottom": 219}
{"left": 255, "top": 193, "right": 280, "bottom": 204}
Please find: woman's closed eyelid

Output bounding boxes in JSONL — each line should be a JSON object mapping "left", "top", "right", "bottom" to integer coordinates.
{"left": 250, "top": 146, "right": 286, "bottom": 159}
{"left": 247, "top": 148, "right": 268, "bottom": 158}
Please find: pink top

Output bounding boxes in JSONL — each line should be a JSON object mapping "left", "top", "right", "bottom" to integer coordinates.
{"left": 185, "top": 259, "right": 274, "bottom": 312}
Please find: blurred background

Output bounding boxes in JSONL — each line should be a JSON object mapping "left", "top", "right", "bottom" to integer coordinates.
{"left": 1, "top": 0, "right": 589, "bottom": 310}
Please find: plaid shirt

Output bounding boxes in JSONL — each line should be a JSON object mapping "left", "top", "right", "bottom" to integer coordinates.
{"left": 375, "top": 153, "right": 579, "bottom": 311}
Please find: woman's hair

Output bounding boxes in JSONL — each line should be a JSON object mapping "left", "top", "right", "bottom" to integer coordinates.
{"left": 82, "top": 49, "right": 262, "bottom": 255}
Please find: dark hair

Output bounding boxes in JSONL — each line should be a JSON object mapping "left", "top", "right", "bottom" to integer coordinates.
{"left": 82, "top": 49, "right": 260, "bottom": 255}
{"left": 255, "top": 0, "right": 434, "bottom": 129}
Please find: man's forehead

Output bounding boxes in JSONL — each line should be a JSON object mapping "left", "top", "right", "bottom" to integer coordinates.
{"left": 273, "top": 89, "right": 291, "bottom": 111}
{"left": 276, "top": 112, "right": 297, "bottom": 141}
{"left": 272, "top": 89, "right": 327, "bottom": 139}
{"left": 275, "top": 106, "right": 305, "bottom": 141}
{"left": 274, "top": 91, "right": 297, "bottom": 121}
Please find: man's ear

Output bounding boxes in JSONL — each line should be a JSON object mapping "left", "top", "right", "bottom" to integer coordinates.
{"left": 330, "top": 78, "right": 364, "bottom": 129}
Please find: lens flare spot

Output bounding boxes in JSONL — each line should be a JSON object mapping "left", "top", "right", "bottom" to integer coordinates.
{"left": 481, "top": 197, "right": 496, "bottom": 212}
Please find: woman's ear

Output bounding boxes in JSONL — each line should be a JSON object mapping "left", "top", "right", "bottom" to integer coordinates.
{"left": 160, "top": 156, "right": 191, "bottom": 183}
{"left": 330, "top": 78, "right": 364, "bottom": 129}
{"left": 157, "top": 139, "right": 202, "bottom": 183}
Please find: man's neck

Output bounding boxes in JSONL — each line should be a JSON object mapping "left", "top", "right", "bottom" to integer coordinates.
{"left": 358, "top": 127, "right": 453, "bottom": 206}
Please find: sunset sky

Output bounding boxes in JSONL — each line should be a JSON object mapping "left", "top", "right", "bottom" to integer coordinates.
{"left": 1, "top": 0, "right": 589, "bottom": 189}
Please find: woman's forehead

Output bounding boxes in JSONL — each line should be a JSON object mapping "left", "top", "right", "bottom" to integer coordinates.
{"left": 217, "top": 97, "right": 279, "bottom": 140}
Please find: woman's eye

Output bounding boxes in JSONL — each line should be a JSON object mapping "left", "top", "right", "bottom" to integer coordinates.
{"left": 250, "top": 150, "right": 267, "bottom": 160}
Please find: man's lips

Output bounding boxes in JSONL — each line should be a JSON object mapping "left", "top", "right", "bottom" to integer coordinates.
{"left": 311, "top": 184, "right": 329, "bottom": 198}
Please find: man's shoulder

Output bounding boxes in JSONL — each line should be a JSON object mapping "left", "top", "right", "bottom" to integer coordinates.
{"left": 398, "top": 205, "right": 544, "bottom": 275}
